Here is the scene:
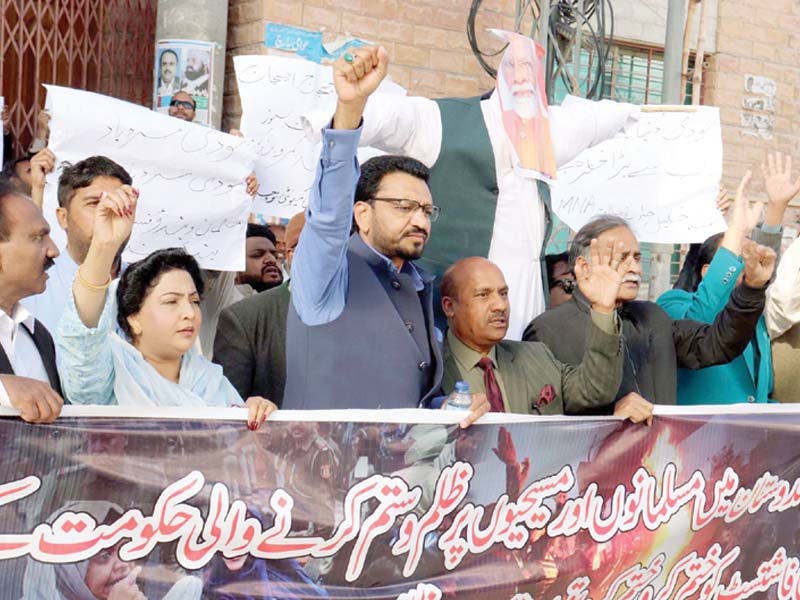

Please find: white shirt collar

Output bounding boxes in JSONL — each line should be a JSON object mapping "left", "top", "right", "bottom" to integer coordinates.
{"left": 0, "top": 303, "right": 36, "bottom": 336}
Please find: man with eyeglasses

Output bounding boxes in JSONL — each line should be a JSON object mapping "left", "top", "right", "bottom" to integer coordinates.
{"left": 167, "top": 90, "right": 196, "bottom": 123}
{"left": 284, "top": 46, "right": 489, "bottom": 426}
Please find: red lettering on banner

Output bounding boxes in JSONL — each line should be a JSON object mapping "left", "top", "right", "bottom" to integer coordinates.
{"left": 314, "top": 474, "right": 420, "bottom": 582}
{"left": 435, "top": 466, "right": 573, "bottom": 571}
{"left": 394, "top": 462, "right": 474, "bottom": 577}
{"left": 0, "top": 476, "right": 39, "bottom": 558}
{"left": 252, "top": 489, "right": 323, "bottom": 559}
{"left": 5, "top": 456, "right": 800, "bottom": 588}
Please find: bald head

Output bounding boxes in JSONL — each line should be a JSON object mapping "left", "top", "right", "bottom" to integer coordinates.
{"left": 168, "top": 91, "right": 196, "bottom": 122}
{"left": 441, "top": 257, "right": 510, "bottom": 353}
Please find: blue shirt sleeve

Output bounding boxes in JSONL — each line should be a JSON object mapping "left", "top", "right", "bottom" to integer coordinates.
{"left": 55, "top": 290, "right": 116, "bottom": 405}
{"left": 291, "top": 125, "right": 363, "bottom": 326}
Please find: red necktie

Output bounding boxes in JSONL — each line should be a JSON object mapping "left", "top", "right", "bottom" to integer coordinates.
{"left": 478, "top": 357, "right": 505, "bottom": 413}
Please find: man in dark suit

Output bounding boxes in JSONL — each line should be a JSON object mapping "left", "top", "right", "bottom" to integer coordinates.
{"left": 524, "top": 214, "right": 775, "bottom": 409}
{"left": 440, "top": 255, "right": 652, "bottom": 422}
{"left": 213, "top": 211, "right": 305, "bottom": 405}
{"left": 0, "top": 179, "right": 63, "bottom": 422}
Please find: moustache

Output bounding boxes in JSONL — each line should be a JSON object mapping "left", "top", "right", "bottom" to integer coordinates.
{"left": 623, "top": 274, "right": 642, "bottom": 284}
{"left": 403, "top": 227, "right": 428, "bottom": 241}
{"left": 43, "top": 258, "right": 55, "bottom": 272}
{"left": 511, "top": 84, "right": 536, "bottom": 95}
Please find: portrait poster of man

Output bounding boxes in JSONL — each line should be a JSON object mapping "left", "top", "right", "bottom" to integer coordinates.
{"left": 153, "top": 39, "right": 214, "bottom": 126}
{"left": 492, "top": 29, "right": 557, "bottom": 181}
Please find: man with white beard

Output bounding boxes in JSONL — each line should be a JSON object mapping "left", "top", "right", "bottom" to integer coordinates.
{"left": 303, "top": 30, "right": 639, "bottom": 339}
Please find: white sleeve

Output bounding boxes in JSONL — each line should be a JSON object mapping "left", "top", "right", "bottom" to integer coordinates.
{"left": 303, "top": 93, "right": 443, "bottom": 167}
{"left": 548, "top": 95, "right": 640, "bottom": 167}
{"left": 0, "top": 377, "right": 11, "bottom": 407}
{"left": 766, "top": 236, "right": 800, "bottom": 339}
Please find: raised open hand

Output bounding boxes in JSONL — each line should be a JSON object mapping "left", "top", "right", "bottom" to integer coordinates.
{"left": 579, "top": 239, "right": 635, "bottom": 313}
{"left": 728, "top": 170, "right": 762, "bottom": 236}
{"left": 762, "top": 152, "right": 800, "bottom": 209}
{"left": 721, "top": 170, "right": 761, "bottom": 255}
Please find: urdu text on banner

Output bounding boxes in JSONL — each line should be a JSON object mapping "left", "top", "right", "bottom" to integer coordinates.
{"left": 1, "top": 404, "right": 800, "bottom": 598}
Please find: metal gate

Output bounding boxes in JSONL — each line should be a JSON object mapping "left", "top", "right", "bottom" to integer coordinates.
{"left": 1, "top": 0, "right": 157, "bottom": 159}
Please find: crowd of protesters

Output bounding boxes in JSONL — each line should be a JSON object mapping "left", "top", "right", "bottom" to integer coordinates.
{"left": 0, "top": 43, "right": 798, "bottom": 427}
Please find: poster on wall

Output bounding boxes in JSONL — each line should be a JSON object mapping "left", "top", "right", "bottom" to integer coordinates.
{"left": 153, "top": 39, "right": 214, "bottom": 126}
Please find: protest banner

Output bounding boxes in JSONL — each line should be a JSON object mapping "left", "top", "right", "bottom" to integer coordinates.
{"left": 2, "top": 403, "right": 800, "bottom": 599}
{"left": 551, "top": 106, "right": 726, "bottom": 244}
{"left": 43, "top": 85, "right": 257, "bottom": 271}
{"left": 233, "top": 55, "right": 403, "bottom": 222}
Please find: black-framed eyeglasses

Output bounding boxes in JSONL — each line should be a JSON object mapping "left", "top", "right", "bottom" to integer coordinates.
{"left": 370, "top": 197, "right": 441, "bottom": 222}
{"left": 549, "top": 277, "right": 576, "bottom": 294}
{"left": 169, "top": 99, "right": 195, "bottom": 110}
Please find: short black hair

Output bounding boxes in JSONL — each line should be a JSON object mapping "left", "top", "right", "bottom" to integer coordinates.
{"left": 246, "top": 223, "right": 276, "bottom": 245}
{"left": 545, "top": 252, "right": 570, "bottom": 280}
{"left": 160, "top": 49, "right": 179, "bottom": 65}
{"left": 0, "top": 177, "right": 24, "bottom": 242}
{"left": 673, "top": 232, "right": 724, "bottom": 293}
{"left": 568, "top": 215, "right": 631, "bottom": 267}
{"left": 116, "top": 248, "right": 204, "bottom": 339}
{"left": 57, "top": 156, "right": 132, "bottom": 209}
{"left": 353, "top": 155, "right": 430, "bottom": 232}
{"left": 355, "top": 155, "right": 430, "bottom": 205}
{"left": 1, "top": 154, "right": 33, "bottom": 181}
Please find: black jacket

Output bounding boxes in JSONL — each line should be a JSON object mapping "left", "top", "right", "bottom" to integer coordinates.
{"left": 213, "top": 282, "right": 290, "bottom": 407}
{"left": 523, "top": 284, "right": 766, "bottom": 409}
{"left": 0, "top": 319, "right": 62, "bottom": 397}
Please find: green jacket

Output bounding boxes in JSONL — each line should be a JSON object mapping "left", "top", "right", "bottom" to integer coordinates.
{"left": 442, "top": 314, "right": 623, "bottom": 415}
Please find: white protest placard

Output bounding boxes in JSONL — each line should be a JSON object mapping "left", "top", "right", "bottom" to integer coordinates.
{"left": 234, "top": 55, "right": 402, "bottom": 221}
{"left": 44, "top": 85, "right": 257, "bottom": 270}
{"left": 551, "top": 106, "right": 726, "bottom": 244}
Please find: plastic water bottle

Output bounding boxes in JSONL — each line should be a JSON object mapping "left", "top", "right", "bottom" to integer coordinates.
{"left": 444, "top": 381, "right": 473, "bottom": 411}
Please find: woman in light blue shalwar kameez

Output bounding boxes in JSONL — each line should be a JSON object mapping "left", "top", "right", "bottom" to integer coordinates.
{"left": 54, "top": 186, "right": 275, "bottom": 427}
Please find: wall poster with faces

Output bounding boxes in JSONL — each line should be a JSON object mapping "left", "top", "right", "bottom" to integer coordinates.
{"left": 153, "top": 39, "right": 214, "bottom": 126}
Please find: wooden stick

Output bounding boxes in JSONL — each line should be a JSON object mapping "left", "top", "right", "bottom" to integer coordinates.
{"left": 692, "top": 0, "right": 708, "bottom": 105}
{"left": 640, "top": 105, "right": 699, "bottom": 113}
{"left": 681, "top": 0, "right": 700, "bottom": 97}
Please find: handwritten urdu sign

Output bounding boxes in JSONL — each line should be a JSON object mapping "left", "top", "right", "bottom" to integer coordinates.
{"left": 234, "top": 55, "right": 401, "bottom": 221}
{"left": 550, "top": 106, "right": 726, "bottom": 244}
{"left": 44, "top": 85, "right": 257, "bottom": 271}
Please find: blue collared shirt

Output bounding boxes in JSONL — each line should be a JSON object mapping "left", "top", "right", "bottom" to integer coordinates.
{"left": 292, "top": 124, "right": 424, "bottom": 325}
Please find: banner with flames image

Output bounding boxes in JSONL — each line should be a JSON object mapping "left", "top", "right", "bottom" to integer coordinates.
{"left": 1, "top": 405, "right": 800, "bottom": 599}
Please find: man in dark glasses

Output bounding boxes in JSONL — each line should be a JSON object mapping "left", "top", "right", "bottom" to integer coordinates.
{"left": 168, "top": 91, "right": 196, "bottom": 123}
